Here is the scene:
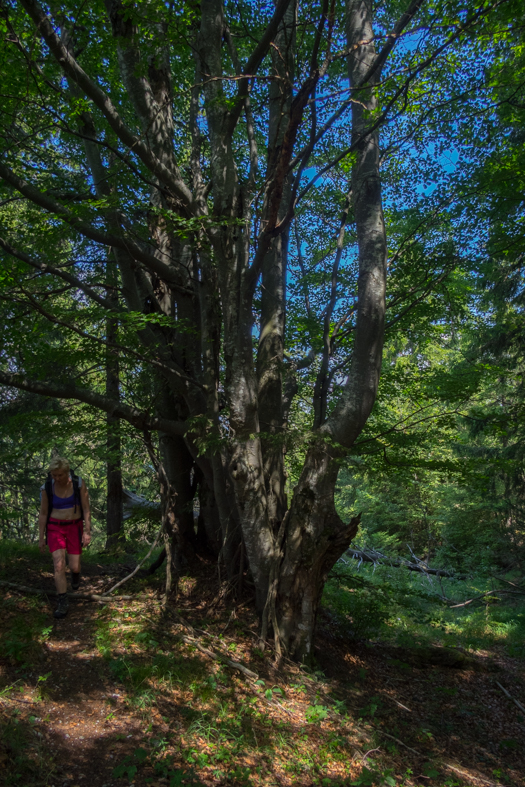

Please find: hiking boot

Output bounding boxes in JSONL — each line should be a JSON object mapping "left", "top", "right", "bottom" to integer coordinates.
{"left": 71, "top": 572, "right": 81, "bottom": 591}
{"left": 54, "top": 593, "right": 69, "bottom": 619}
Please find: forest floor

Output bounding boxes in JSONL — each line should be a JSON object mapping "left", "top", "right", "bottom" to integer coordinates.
{"left": 0, "top": 544, "right": 524, "bottom": 787}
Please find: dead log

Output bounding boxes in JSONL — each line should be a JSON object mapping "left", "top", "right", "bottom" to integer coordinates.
{"left": 122, "top": 489, "right": 160, "bottom": 521}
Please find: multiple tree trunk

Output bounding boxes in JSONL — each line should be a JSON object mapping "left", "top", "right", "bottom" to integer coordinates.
{"left": 0, "top": 0, "right": 425, "bottom": 660}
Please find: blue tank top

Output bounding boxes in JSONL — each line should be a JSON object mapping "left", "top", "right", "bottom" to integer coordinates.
{"left": 52, "top": 491, "right": 76, "bottom": 509}
{"left": 52, "top": 481, "right": 77, "bottom": 510}
{"left": 40, "top": 476, "right": 82, "bottom": 512}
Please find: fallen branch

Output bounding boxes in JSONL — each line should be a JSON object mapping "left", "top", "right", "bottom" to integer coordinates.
{"left": 493, "top": 575, "right": 524, "bottom": 589}
{"left": 374, "top": 729, "right": 420, "bottom": 755}
{"left": 0, "top": 695, "right": 34, "bottom": 705}
{"left": 101, "top": 527, "right": 162, "bottom": 596}
{"left": 0, "top": 579, "right": 133, "bottom": 603}
{"left": 496, "top": 681, "right": 525, "bottom": 715}
{"left": 444, "top": 763, "right": 502, "bottom": 787}
{"left": 177, "top": 631, "right": 259, "bottom": 679}
{"left": 122, "top": 488, "right": 161, "bottom": 521}
{"left": 375, "top": 733, "right": 503, "bottom": 787}
{"left": 448, "top": 589, "right": 524, "bottom": 609}
{"left": 165, "top": 609, "right": 258, "bottom": 679}
{"left": 344, "top": 548, "right": 466, "bottom": 579}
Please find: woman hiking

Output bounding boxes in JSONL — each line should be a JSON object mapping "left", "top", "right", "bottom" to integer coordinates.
{"left": 38, "top": 457, "right": 92, "bottom": 619}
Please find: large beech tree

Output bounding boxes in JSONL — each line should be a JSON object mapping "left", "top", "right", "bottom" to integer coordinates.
{"left": 0, "top": 0, "right": 513, "bottom": 659}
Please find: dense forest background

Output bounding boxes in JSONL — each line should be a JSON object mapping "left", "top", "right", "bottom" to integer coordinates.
{"left": 1, "top": 0, "right": 525, "bottom": 652}
{"left": 1, "top": 3, "right": 525, "bottom": 785}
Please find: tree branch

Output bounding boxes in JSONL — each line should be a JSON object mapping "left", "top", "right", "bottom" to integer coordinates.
{"left": 360, "top": 0, "right": 427, "bottom": 86}
{"left": 0, "top": 235, "right": 118, "bottom": 312}
{"left": 17, "top": 0, "right": 194, "bottom": 212}
{"left": 227, "top": 0, "right": 294, "bottom": 132}
{"left": 290, "top": 0, "right": 503, "bottom": 188}
{"left": 11, "top": 284, "right": 205, "bottom": 393}
{"left": 0, "top": 371, "right": 188, "bottom": 437}
{"left": 313, "top": 193, "right": 351, "bottom": 428}
{"left": 0, "top": 160, "right": 192, "bottom": 295}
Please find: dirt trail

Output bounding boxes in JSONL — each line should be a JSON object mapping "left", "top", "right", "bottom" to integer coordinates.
{"left": 0, "top": 558, "right": 160, "bottom": 786}
{"left": 1, "top": 553, "right": 525, "bottom": 787}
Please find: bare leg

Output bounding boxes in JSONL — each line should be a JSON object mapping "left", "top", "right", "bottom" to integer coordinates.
{"left": 68, "top": 554, "right": 81, "bottom": 573}
{"left": 51, "top": 549, "right": 67, "bottom": 594}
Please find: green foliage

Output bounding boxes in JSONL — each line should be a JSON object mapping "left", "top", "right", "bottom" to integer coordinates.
{"left": 324, "top": 560, "right": 525, "bottom": 657}
{"left": 0, "top": 710, "right": 54, "bottom": 786}
{"left": 305, "top": 704, "right": 329, "bottom": 723}
{"left": 112, "top": 746, "right": 205, "bottom": 785}
{"left": 0, "top": 596, "right": 50, "bottom": 669}
{"left": 349, "top": 766, "right": 396, "bottom": 787}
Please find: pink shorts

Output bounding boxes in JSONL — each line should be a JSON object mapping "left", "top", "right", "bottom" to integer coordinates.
{"left": 47, "top": 518, "right": 83, "bottom": 555}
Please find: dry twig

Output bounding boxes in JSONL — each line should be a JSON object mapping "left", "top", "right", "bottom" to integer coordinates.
{"left": 101, "top": 528, "right": 162, "bottom": 596}
{"left": 444, "top": 762, "right": 502, "bottom": 787}
{"left": 496, "top": 681, "right": 525, "bottom": 715}
{"left": 375, "top": 729, "right": 420, "bottom": 756}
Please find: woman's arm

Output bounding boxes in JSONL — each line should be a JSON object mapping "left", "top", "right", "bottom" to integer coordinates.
{"left": 80, "top": 480, "right": 92, "bottom": 546}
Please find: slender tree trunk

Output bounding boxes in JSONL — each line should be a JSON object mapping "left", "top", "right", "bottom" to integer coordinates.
{"left": 105, "top": 263, "right": 124, "bottom": 548}
{"left": 158, "top": 429, "right": 195, "bottom": 551}
{"left": 257, "top": 0, "right": 296, "bottom": 531}
{"left": 271, "top": 0, "right": 387, "bottom": 661}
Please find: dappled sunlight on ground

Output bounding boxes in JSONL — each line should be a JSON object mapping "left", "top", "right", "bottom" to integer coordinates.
{"left": 1, "top": 547, "right": 524, "bottom": 787}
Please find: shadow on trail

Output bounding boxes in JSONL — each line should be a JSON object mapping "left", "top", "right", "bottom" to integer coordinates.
{"left": 1, "top": 545, "right": 524, "bottom": 787}
{"left": 316, "top": 630, "right": 525, "bottom": 786}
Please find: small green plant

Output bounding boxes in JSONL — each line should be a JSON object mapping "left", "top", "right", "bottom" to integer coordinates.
{"left": 350, "top": 766, "right": 396, "bottom": 786}
{"left": 359, "top": 697, "right": 382, "bottom": 718}
{"left": 113, "top": 747, "right": 149, "bottom": 781}
{"left": 499, "top": 738, "right": 519, "bottom": 751}
{"left": 135, "top": 631, "right": 159, "bottom": 649}
{"left": 422, "top": 762, "right": 440, "bottom": 778}
{"left": 34, "top": 672, "right": 51, "bottom": 702}
{"left": 0, "top": 710, "right": 55, "bottom": 785}
{"left": 305, "top": 704, "right": 329, "bottom": 723}
{"left": 0, "top": 680, "right": 21, "bottom": 698}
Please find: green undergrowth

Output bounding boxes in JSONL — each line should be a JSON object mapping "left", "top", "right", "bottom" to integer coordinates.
{"left": 323, "top": 560, "right": 525, "bottom": 658}
{"left": 0, "top": 532, "right": 164, "bottom": 569}
{"left": 0, "top": 539, "right": 41, "bottom": 570}
{"left": 90, "top": 605, "right": 382, "bottom": 786}
{"left": 0, "top": 594, "right": 51, "bottom": 670}
{"left": 0, "top": 707, "right": 57, "bottom": 786}
{"left": 0, "top": 592, "right": 57, "bottom": 784}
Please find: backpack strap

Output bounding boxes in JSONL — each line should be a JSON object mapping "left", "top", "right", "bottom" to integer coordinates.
{"left": 71, "top": 472, "right": 84, "bottom": 521}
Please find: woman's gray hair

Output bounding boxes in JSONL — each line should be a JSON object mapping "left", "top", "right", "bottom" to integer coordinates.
{"left": 48, "top": 457, "right": 70, "bottom": 474}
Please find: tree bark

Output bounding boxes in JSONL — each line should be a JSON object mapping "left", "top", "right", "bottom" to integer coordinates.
{"left": 273, "top": 444, "right": 359, "bottom": 660}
